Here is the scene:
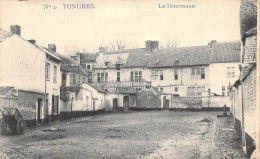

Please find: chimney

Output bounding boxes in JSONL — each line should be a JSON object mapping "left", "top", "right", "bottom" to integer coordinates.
{"left": 208, "top": 40, "right": 217, "bottom": 48}
{"left": 145, "top": 40, "right": 159, "bottom": 52}
{"left": 75, "top": 53, "right": 81, "bottom": 64}
{"left": 10, "top": 25, "right": 21, "bottom": 36}
{"left": 28, "top": 39, "right": 36, "bottom": 44}
{"left": 48, "top": 44, "right": 56, "bottom": 52}
{"left": 99, "top": 47, "right": 106, "bottom": 53}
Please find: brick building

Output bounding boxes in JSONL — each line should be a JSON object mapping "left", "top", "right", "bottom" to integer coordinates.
{"left": 230, "top": 0, "right": 257, "bottom": 158}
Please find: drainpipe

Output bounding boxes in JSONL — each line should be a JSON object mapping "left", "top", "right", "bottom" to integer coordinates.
{"left": 241, "top": 81, "right": 247, "bottom": 153}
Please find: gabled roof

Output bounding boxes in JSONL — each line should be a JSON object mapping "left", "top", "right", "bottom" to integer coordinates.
{"left": 95, "top": 52, "right": 130, "bottom": 69}
{"left": 88, "top": 84, "right": 106, "bottom": 93}
{"left": 137, "top": 87, "right": 161, "bottom": 96}
{"left": 116, "top": 87, "right": 137, "bottom": 94}
{"left": 210, "top": 41, "right": 241, "bottom": 63}
{"left": 0, "top": 86, "right": 14, "bottom": 95}
{"left": 125, "top": 48, "right": 149, "bottom": 67}
{"left": 80, "top": 53, "right": 99, "bottom": 63}
{"left": 0, "top": 29, "right": 13, "bottom": 42}
{"left": 147, "top": 46, "right": 210, "bottom": 68}
{"left": 60, "top": 86, "right": 81, "bottom": 101}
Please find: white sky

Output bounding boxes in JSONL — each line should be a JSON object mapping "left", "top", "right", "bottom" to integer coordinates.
{"left": 0, "top": 0, "right": 241, "bottom": 55}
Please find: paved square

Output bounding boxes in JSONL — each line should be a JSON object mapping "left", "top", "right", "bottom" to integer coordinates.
{"left": 0, "top": 111, "right": 246, "bottom": 159}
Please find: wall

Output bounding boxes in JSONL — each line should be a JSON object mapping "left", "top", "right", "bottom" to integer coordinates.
{"left": 172, "top": 97, "right": 202, "bottom": 108}
{"left": 0, "top": 35, "right": 45, "bottom": 93}
{"left": 243, "top": 35, "right": 257, "bottom": 63}
{"left": 209, "top": 63, "right": 240, "bottom": 96}
{"left": 17, "top": 89, "right": 44, "bottom": 120}
{"left": 60, "top": 92, "right": 75, "bottom": 112}
{"left": 242, "top": 67, "right": 256, "bottom": 143}
{"left": 201, "top": 96, "right": 231, "bottom": 108}
{"left": 136, "top": 94, "right": 161, "bottom": 108}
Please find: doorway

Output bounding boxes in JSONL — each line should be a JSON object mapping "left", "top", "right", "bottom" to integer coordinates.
{"left": 113, "top": 98, "right": 118, "bottom": 110}
{"left": 123, "top": 96, "right": 129, "bottom": 108}
{"left": 37, "top": 98, "right": 42, "bottom": 123}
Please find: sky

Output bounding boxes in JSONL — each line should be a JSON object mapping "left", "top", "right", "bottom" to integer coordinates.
{"left": 0, "top": 0, "right": 241, "bottom": 55}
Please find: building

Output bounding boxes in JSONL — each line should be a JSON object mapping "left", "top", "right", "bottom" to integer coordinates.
{"left": 79, "top": 40, "right": 240, "bottom": 98}
{"left": 229, "top": 0, "right": 257, "bottom": 158}
{"left": 73, "top": 52, "right": 99, "bottom": 83}
{"left": 0, "top": 25, "right": 61, "bottom": 125}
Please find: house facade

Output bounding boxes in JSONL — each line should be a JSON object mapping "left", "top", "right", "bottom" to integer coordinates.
{"left": 0, "top": 26, "right": 62, "bottom": 125}
{"left": 85, "top": 40, "right": 240, "bottom": 100}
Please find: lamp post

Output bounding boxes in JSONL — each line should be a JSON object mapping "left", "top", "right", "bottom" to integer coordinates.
{"left": 208, "top": 88, "right": 211, "bottom": 109}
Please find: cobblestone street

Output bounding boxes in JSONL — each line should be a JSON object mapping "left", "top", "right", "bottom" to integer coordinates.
{"left": 0, "top": 111, "right": 247, "bottom": 159}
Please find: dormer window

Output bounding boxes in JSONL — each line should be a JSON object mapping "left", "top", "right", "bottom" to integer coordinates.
{"left": 104, "top": 62, "right": 109, "bottom": 67}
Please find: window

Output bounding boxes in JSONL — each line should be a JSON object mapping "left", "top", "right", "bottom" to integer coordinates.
{"left": 46, "top": 63, "right": 50, "bottom": 80}
{"left": 227, "top": 86, "right": 231, "bottom": 91}
{"left": 72, "top": 74, "right": 76, "bottom": 84}
{"left": 227, "top": 67, "right": 230, "bottom": 78}
{"left": 104, "top": 62, "right": 109, "bottom": 66}
{"left": 151, "top": 70, "right": 158, "bottom": 81}
{"left": 222, "top": 92, "right": 225, "bottom": 96}
{"left": 101, "top": 73, "right": 104, "bottom": 82}
{"left": 231, "top": 67, "right": 235, "bottom": 78}
{"left": 117, "top": 72, "right": 120, "bottom": 82}
{"left": 187, "top": 87, "right": 196, "bottom": 96}
{"left": 174, "top": 87, "right": 178, "bottom": 92}
{"left": 62, "top": 73, "right": 67, "bottom": 86}
{"left": 135, "top": 71, "right": 138, "bottom": 81}
{"left": 139, "top": 71, "right": 142, "bottom": 81}
{"left": 87, "top": 65, "right": 91, "bottom": 70}
{"left": 201, "top": 68, "right": 205, "bottom": 79}
{"left": 227, "top": 92, "right": 230, "bottom": 96}
{"left": 97, "top": 73, "right": 101, "bottom": 82}
{"left": 88, "top": 74, "right": 92, "bottom": 83}
{"left": 174, "top": 69, "right": 178, "bottom": 80}
{"left": 116, "top": 64, "right": 120, "bottom": 70}
{"left": 191, "top": 68, "right": 195, "bottom": 79}
{"left": 130, "top": 72, "right": 134, "bottom": 81}
{"left": 131, "top": 71, "right": 143, "bottom": 81}
{"left": 222, "top": 86, "right": 225, "bottom": 91}
{"left": 105, "top": 72, "right": 108, "bottom": 82}
{"left": 160, "top": 70, "right": 163, "bottom": 80}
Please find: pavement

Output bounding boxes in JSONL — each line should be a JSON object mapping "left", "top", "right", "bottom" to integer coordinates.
{"left": 0, "top": 111, "right": 247, "bottom": 159}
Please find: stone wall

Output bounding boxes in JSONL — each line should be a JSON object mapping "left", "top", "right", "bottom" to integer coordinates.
{"left": 243, "top": 35, "right": 257, "bottom": 63}
{"left": 17, "top": 89, "right": 44, "bottom": 121}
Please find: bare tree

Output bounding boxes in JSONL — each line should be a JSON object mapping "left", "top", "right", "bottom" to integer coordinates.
{"left": 160, "top": 39, "right": 179, "bottom": 49}
{"left": 107, "top": 40, "right": 127, "bottom": 51}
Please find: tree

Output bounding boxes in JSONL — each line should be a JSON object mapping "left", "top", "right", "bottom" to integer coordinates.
{"left": 159, "top": 39, "right": 179, "bottom": 49}
{"left": 108, "top": 40, "right": 127, "bottom": 51}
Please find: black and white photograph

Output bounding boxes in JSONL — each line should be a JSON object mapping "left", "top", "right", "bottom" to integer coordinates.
{"left": 0, "top": 0, "right": 259, "bottom": 158}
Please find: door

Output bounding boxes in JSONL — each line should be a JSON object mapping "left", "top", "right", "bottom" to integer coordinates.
{"left": 123, "top": 96, "right": 129, "bottom": 108}
{"left": 166, "top": 99, "right": 170, "bottom": 109}
{"left": 113, "top": 98, "right": 118, "bottom": 110}
{"left": 37, "top": 98, "right": 42, "bottom": 123}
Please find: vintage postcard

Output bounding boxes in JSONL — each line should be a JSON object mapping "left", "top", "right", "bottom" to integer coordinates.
{"left": 0, "top": 0, "right": 259, "bottom": 158}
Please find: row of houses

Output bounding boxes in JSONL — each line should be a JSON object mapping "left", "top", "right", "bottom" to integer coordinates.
{"left": 0, "top": 25, "right": 106, "bottom": 125}
{"left": 229, "top": 0, "right": 257, "bottom": 158}
{"left": 72, "top": 40, "right": 241, "bottom": 109}
{"left": 0, "top": 23, "right": 244, "bottom": 125}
